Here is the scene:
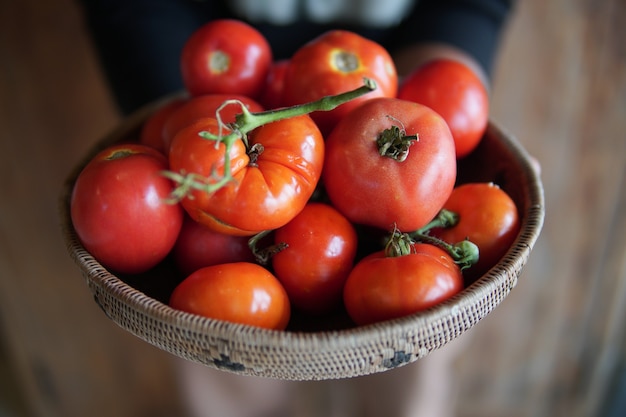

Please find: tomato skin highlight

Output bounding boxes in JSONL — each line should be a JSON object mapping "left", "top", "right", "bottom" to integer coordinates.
{"left": 430, "top": 182, "right": 521, "bottom": 282}
{"left": 272, "top": 203, "right": 358, "bottom": 315}
{"left": 282, "top": 30, "right": 397, "bottom": 135}
{"left": 398, "top": 59, "right": 489, "bottom": 158}
{"left": 323, "top": 97, "right": 456, "bottom": 232}
{"left": 343, "top": 244, "right": 463, "bottom": 326}
{"left": 169, "top": 262, "right": 291, "bottom": 330}
{"left": 168, "top": 115, "right": 325, "bottom": 236}
{"left": 70, "top": 144, "right": 184, "bottom": 274}
{"left": 180, "top": 19, "right": 272, "bottom": 99}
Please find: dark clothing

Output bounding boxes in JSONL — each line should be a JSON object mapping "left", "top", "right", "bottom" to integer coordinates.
{"left": 78, "top": 0, "right": 514, "bottom": 115}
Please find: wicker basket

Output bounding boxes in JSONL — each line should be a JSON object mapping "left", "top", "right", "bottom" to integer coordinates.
{"left": 60, "top": 98, "right": 544, "bottom": 381}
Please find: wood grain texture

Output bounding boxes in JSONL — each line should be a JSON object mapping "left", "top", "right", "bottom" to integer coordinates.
{"left": 455, "top": 0, "right": 626, "bottom": 416}
{"left": 0, "top": 0, "right": 624, "bottom": 416}
{"left": 0, "top": 1, "right": 186, "bottom": 416}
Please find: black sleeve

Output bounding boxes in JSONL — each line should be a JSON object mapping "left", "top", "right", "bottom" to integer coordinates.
{"left": 392, "top": 0, "right": 516, "bottom": 78}
{"left": 78, "top": 0, "right": 514, "bottom": 114}
{"left": 77, "top": 0, "right": 232, "bottom": 115}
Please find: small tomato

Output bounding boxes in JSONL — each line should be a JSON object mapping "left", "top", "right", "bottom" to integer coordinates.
{"left": 169, "top": 262, "right": 291, "bottom": 330}
{"left": 272, "top": 203, "right": 358, "bottom": 315}
{"left": 282, "top": 30, "right": 397, "bottom": 135}
{"left": 343, "top": 243, "right": 463, "bottom": 326}
{"left": 398, "top": 59, "right": 489, "bottom": 158}
{"left": 430, "top": 182, "right": 520, "bottom": 283}
{"left": 180, "top": 19, "right": 272, "bottom": 99}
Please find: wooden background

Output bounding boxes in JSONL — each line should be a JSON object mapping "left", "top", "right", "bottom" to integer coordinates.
{"left": 1, "top": 0, "right": 624, "bottom": 416}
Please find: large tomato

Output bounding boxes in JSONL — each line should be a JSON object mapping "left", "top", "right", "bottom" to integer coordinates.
{"left": 169, "top": 262, "right": 290, "bottom": 330}
{"left": 398, "top": 59, "right": 489, "bottom": 158}
{"left": 271, "top": 202, "right": 358, "bottom": 315}
{"left": 180, "top": 19, "right": 272, "bottom": 98}
{"left": 70, "top": 144, "right": 184, "bottom": 274}
{"left": 282, "top": 30, "right": 397, "bottom": 135}
{"left": 162, "top": 93, "right": 264, "bottom": 153}
{"left": 343, "top": 243, "right": 464, "bottom": 326}
{"left": 168, "top": 114, "right": 324, "bottom": 236}
{"left": 323, "top": 97, "right": 456, "bottom": 232}
{"left": 430, "top": 182, "right": 520, "bottom": 283}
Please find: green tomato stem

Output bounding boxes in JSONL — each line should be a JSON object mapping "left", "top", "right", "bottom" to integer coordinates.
{"left": 379, "top": 209, "right": 479, "bottom": 270}
{"left": 411, "top": 232, "right": 479, "bottom": 270}
{"left": 248, "top": 230, "right": 288, "bottom": 265}
{"left": 413, "top": 209, "right": 459, "bottom": 235}
{"left": 384, "top": 228, "right": 415, "bottom": 257}
{"left": 233, "top": 77, "right": 377, "bottom": 135}
{"left": 407, "top": 209, "right": 480, "bottom": 270}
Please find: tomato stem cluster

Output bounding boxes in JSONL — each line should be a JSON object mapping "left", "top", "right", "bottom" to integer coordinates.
{"left": 163, "top": 79, "right": 377, "bottom": 202}
{"left": 376, "top": 124, "right": 418, "bottom": 162}
{"left": 384, "top": 229, "right": 414, "bottom": 257}
{"left": 387, "top": 209, "right": 480, "bottom": 270}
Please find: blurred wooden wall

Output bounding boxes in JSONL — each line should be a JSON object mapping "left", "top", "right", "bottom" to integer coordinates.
{"left": 0, "top": 0, "right": 624, "bottom": 416}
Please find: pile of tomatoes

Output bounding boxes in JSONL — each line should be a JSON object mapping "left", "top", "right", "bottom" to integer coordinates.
{"left": 70, "top": 19, "right": 520, "bottom": 331}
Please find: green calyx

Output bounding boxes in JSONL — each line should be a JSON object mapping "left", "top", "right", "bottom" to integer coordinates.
{"left": 376, "top": 122, "right": 418, "bottom": 162}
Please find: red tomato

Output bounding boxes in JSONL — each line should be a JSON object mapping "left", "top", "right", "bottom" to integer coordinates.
{"left": 162, "top": 94, "right": 264, "bottom": 153}
{"left": 258, "top": 59, "right": 289, "bottom": 110}
{"left": 323, "top": 97, "right": 456, "bottom": 232}
{"left": 139, "top": 97, "right": 186, "bottom": 153}
{"left": 180, "top": 19, "right": 272, "bottom": 98}
{"left": 398, "top": 59, "right": 489, "bottom": 158}
{"left": 430, "top": 182, "right": 520, "bottom": 282}
{"left": 168, "top": 115, "right": 324, "bottom": 236}
{"left": 169, "top": 262, "right": 291, "bottom": 330}
{"left": 343, "top": 243, "right": 464, "bottom": 326}
{"left": 70, "top": 144, "right": 184, "bottom": 274}
{"left": 271, "top": 203, "right": 358, "bottom": 315}
{"left": 173, "top": 215, "right": 256, "bottom": 276}
{"left": 282, "top": 30, "right": 397, "bottom": 135}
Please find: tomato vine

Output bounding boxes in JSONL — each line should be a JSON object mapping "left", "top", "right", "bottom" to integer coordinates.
{"left": 162, "top": 78, "right": 377, "bottom": 203}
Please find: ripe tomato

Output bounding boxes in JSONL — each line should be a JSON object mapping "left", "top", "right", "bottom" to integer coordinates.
{"left": 70, "top": 144, "right": 184, "bottom": 274}
{"left": 162, "top": 94, "right": 264, "bottom": 153}
{"left": 343, "top": 243, "right": 464, "bottom": 326}
{"left": 271, "top": 203, "right": 358, "bottom": 315}
{"left": 430, "top": 182, "right": 520, "bottom": 283}
{"left": 168, "top": 115, "right": 324, "bottom": 236}
{"left": 397, "top": 59, "right": 489, "bottom": 158}
{"left": 180, "top": 19, "right": 272, "bottom": 99}
{"left": 139, "top": 97, "right": 186, "bottom": 154}
{"left": 282, "top": 30, "right": 397, "bottom": 135}
{"left": 173, "top": 215, "right": 256, "bottom": 276}
{"left": 169, "top": 262, "right": 291, "bottom": 330}
{"left": 323, "top": 97, "right": 456, "bottom": 232}
{"left": 258, "top": 59, "right": 289, "bottom": 110}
